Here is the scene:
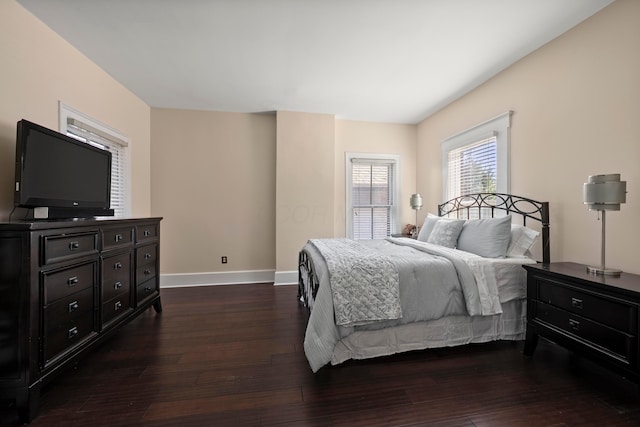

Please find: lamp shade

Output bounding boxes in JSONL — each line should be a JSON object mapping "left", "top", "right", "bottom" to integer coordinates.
{"left": 410, "top": 193, "right": 423, "bottom": 210}
{"left": 583, "top": 174, "right": 626, "bottom": 211}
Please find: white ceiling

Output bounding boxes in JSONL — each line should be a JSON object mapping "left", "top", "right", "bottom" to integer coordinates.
{"left": 18, "top": 0, "right": 614, "bottom": 124}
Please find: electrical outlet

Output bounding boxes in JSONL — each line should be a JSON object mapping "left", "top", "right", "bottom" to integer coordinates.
{"left": 221, "top": 256, "right": 227, "bottom": 264}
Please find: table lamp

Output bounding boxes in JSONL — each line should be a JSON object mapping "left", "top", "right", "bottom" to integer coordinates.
{"left": 583, "top": 173, "right": 626, "bottom": 276}
{"left": 410, "top": 193, "right": 423, "bottom": 235}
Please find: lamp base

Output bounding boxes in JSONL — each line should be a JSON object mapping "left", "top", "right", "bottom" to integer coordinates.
{"left": 586, "top": 265, "right": 622, "bottom": 277}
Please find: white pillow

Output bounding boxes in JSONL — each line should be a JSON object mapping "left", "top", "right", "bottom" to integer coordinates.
{"left": 457, "top": 216, "right": 512, "bottom": 258}
{"left": 417, "top": 213, "right": 461, "bottom": 242}
{"left": 426, "top": 219, "right": 465, "bottom": 248}
{"left": 416, "top": 213, "right": 439, "bottom": 242}
{"left": 507, "top": 224, "right": 540, "bottom": 257}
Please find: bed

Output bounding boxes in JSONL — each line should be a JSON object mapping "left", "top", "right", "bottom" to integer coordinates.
{"left": 298, "top": 193, "right": 550, "bottom": 372}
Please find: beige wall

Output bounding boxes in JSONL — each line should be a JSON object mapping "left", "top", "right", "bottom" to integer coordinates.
{"left": 0, "top": 1, "right": 151, "bottom": 221}
{"left": 335, "top": 120, "right": 417, "bottom": 236}
{"left": 418, "top": 0, "right": 640, "bottom": 273}
{"left": 151, "top": 110, "right": 417, "bottom": 277}
{"left": 151, "top": 109, "right": 276, "bottom": 274}
{"left": 276, "top": 111, "right": 335, "bottom": 273}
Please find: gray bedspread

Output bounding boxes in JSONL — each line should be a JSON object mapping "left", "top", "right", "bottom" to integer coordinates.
{"left": 308, "top": 238, "right": 401, "bottom": 327}
{"left": 302, "top": 237, "right": 504, "bottom": 372}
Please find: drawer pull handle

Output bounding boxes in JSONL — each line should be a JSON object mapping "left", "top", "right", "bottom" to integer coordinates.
{"left": 569, "top": 319, "right": 580, "bottom": 331}
{"left": 144, "top": 269, "right": 151, "bottom": 276}
{"left": 69, "top": 241, "right": 80, "bottom": 250}
{"left": 144, "top": 230, "right": 151, "bottom": 237}
{"left": 114, "top": 262, "right": 123, "bottom": 270}
{"left": 67, "top": 276, "right": 79, "bottom": 287}
{"left": 114, "top": 281, "right": 123, "bottom": 289}
{"left": 68, "top": 327, "right": 79, "bottom": 339}
{"left": 145, "top": 286, "right": 152, "bottom": 293}
{"left": 571, "top": 298, "right": 583, "bottom": 309}
{"left": 144, "top": 253, "right": 151, "bottom": 260}
{"left": 115, "top": 301, "right": 122, "bottom": 311}
{"left": 115, "top": 234, "right": 123, "bottom": 242}
{"left": 68, "top": 301, "right": 79, "bottom": 313}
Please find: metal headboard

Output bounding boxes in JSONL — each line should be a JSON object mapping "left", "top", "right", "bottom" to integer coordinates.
{"left": 438, "top": 193, "right": 550, "bottom": 263}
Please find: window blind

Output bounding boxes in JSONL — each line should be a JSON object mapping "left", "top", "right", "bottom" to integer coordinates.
{"left": 351, "top": 159, "right": 395, "bottom": 239}
{"left": 446, "top": 136, "right": 497, "bottom": 200}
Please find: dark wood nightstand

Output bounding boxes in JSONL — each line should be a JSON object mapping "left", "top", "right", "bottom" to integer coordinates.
{"left": 523, "top": 262, "right": 640, "bottom": 384}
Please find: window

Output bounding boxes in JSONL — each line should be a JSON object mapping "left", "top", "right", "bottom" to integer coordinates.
{"left": 59, "top": 102, "right": 131, "bottom": 217}
{"left": 346, "top": 153, "right": 400, "bottom": 239}
{"left": 442, "top": 111, "right": 511, "bottom": 201}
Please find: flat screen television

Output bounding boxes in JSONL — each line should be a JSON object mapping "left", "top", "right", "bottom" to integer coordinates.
{"left": 14, "top": 119, "right": 114, "bottom": 219}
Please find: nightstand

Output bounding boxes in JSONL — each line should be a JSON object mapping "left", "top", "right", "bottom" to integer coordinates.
{"left": 523, "top": 262, "right": 640, "bottom": 384}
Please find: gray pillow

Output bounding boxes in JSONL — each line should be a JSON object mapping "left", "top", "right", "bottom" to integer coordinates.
{"left": 457, "top": 215, "right": 512, "bottom": 258}
{"left": 426, "top": 219, "right": 465, "bottom": 248}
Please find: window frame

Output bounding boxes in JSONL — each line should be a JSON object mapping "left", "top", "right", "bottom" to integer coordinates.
{"left": 58, "top": 102, "right": 131, "bottom": 217}
{"left": 346, "top": 152, "right": 401, "bottom": 239}
{"left": 441, "top": 111, "right": 512, "bottom": 201}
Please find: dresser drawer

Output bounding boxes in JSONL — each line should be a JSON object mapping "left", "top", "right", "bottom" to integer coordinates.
{"left": 136, "top": 244, "right": 157, "bottom": 284}
{"left": 101, "top": 226, "right": 134, "bottom": 251}
{"left": 136, "top": 224, "right": 159, "bottom": 243}
{"left": 537, "top": 278, "right": 637, "bottom": 334}
{"left": 136, "top": 265, "right": 156, "bottom": 285}
{"left": 136, "top": 279, "right": 158, "bottom": 304}
{"left": 43, "top": 311, "right": 95, "bottom": 367}
{"left": 44, "top": 287, "right": 94, "bottom": 330}
{"left": 101, "top": 252, "right": 132, "bottom": 301}
{"left": 102, "top": 292, "right": 132, "bottom": 325}
{"left": 136, "top": 244, "right": 157, "bottom": 267}
{"left": 534, "top": 301, "right": 635, "bottom": 364}
{"left": 43, "top": 261, "right": 97, "bottom": 304}
{"left": 43, "top": 232, "right": 98, "bottom": 265}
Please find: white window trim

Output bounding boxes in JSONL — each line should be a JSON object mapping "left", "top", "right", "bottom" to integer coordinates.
{"left": 441, "top": 111, "right": 512, "bottom": 200}
{"left": 345, "top": 152, "right": 401, "bottom": 238}
{"left": 58, "top": 101, "right": 132, "bottom": 217}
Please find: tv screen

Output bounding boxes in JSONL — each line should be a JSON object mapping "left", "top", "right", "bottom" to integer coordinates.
{"left": 14, "top": 119, "right": 113, "bottom": 216}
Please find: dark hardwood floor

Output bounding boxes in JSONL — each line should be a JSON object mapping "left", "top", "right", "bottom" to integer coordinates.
{"left": 2, "top": 283, "right": 640, "bottom": 426}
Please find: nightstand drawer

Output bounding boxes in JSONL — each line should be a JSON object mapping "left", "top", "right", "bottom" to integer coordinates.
{"left": 537, "top": 278, "right": 637, "bottom": 334}
{"left": 535, "top": 301, "right": 635, "bottom": 363}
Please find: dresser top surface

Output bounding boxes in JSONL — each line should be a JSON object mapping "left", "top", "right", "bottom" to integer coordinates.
{"left": 524, "top": 262, "right": 640, "bottom": 295}
{"left": 0, "top": 217, "right": 162, "bottom": 231}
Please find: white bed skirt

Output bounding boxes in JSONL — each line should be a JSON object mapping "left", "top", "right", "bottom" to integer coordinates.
{"left": 330, "top": 298, "right": 526, "bottom": 366}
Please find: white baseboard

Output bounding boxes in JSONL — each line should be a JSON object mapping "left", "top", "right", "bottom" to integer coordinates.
{"left": 274, "top": 270, "right": 298, "bottom": 285}
{"left": 160, "top": 269, "right": 298, "bottom": 288}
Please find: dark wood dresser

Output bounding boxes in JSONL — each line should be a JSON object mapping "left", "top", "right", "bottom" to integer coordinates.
{"left": 524, "top": 262, "right": 640, "bottom": 384}
{"left": 0, "top": 217, "right": 162, "bottom": 423}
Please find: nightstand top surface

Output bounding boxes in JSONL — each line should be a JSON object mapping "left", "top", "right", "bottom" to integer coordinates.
{"left": 524, "top": 262, "right": 640, "bottom": 295}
